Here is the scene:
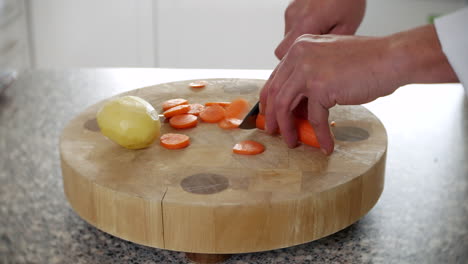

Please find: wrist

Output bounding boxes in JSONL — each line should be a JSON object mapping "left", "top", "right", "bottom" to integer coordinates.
{"left": 385, "top": 24, "right": 458, "bottom": 85}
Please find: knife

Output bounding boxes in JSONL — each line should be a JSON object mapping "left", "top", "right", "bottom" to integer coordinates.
{"left": 239, "top": 101, "right": 260, "bottom": 129}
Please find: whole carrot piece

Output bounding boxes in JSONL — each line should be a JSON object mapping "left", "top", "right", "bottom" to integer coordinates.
{"left": 255, "top": 114, "right": 320, "bottom": 148}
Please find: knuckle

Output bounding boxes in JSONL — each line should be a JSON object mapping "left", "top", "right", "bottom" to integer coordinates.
{"left": 307, "top": 77, "right": 336, "bottom": 109}
{"left": 290, "top": 38, "right": 308, "bottom": 56}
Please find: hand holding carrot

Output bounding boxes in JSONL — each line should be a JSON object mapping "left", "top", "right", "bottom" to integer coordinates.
{"left": 261, "top": 25, "right": 458, "bottom": 155}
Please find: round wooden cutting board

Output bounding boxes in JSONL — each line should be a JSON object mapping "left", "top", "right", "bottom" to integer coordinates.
{"left": 60, "top": 78, "right": 387, "bottom": 256}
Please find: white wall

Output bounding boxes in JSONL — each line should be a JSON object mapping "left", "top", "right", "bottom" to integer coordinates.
{"left": 28, "top": 0, "right": 154, "bottom": 68}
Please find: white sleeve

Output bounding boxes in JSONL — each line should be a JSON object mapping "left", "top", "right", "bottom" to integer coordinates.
{"left": 434, "top": 7, "right": 468, "bottom": 93}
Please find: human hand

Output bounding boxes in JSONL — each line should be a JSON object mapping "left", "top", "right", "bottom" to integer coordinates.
{"left": 262, "top": 34, "right": 403, "bottom": 154}
{"left": 261, "top": 25, "right": 458, "bottom": 155}
{"left": 275, "top": 0, "right": 366, "bottom": 59}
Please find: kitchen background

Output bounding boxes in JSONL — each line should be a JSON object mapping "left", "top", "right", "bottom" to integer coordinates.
{"left": 0, "top": 0, "right": 467, "bottom": 74}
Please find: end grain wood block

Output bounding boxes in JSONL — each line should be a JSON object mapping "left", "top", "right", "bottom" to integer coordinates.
{"left": 60, "top": 79, "right": 387, "bottom": 254}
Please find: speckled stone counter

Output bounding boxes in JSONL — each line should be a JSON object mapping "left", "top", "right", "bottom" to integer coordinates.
{"left": 1, "top": 69, "right": 467, "bottom": 264}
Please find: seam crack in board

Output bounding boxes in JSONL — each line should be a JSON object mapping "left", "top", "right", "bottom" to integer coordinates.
{"left": 160, "top": 187, "right": 168, "bottom": 248}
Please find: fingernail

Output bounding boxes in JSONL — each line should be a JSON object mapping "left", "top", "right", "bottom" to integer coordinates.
{"left": 321, "top": 148, "right": 327, "bottom": 155}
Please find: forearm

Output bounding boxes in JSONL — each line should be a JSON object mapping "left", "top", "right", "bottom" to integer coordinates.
{"left": 386, "top": 24, "right": 459, "bottom": 85}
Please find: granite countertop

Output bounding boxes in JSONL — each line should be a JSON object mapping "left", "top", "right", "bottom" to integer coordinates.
{"left": 1, "top": 69, "right": 467, "bottom": 264}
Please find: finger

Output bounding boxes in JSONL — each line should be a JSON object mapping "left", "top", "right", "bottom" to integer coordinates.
{"left": 275, "top": 71, "right": 306, "bottom": 148}
{"left": 329, "top": 23, "right": 354, "bottom": 35}
{"left": 307, "top": 100, "right": 334, "bottom": 155}
{"left": 275, "top": 30, "right": 298, "bottom": 60}
{"left": 259, "top": 67, "right": 279, "bottom": 115}
{"left": 265, "top": 57, "right": 296, "bottom": 134}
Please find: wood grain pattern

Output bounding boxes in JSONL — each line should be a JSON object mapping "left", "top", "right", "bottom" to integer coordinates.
{"left": 60, "top": 78, "right": 387, "bottom": 254}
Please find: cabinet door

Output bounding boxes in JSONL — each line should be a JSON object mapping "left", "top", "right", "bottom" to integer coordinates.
{"left": 155, "top": 0, "right": 288, "bottom": 69}
{"left": 29, "top": 0, "right": 154, "bottom": 68}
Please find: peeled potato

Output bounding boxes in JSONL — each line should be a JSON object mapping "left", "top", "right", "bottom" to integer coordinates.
{"left": 97, "top": 95, "right": 161, "bottom": 149}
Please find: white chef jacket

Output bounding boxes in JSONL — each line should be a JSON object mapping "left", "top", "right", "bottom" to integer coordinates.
{"left": 434, "top": 7, "right": 468, "bottom": 92}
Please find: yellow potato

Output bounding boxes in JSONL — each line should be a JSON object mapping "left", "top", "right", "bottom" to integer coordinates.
{"left": 97, "top": 96, "right": 161, "bottom": 149}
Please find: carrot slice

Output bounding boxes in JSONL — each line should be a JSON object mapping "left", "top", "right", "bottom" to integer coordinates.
{"left": 162, "top": 98, "right": 189, "bottom": 111}
{"left": 187, "top": 103, "right": 205, "bottom": 116}
{"left": 225, "top": 98, "right": 250, "bottom": 119}
{"left": 205, "top": 102, "right": 231, "bottom": 108}
{"left": 233, "top": 140, "right": 265, "bottom": 155}
{"left": 189, "top": 81, "right": 207, "bottom": 88}
{"left": 160, "top": 133, "right": 190, "bottom": 149}
{"left": 163, "top": 104, "right": 190, "bottom": 118}
{"left": 199, "top": 105, "right": 226, "bottom": 123}
{"left": 255, "top": 114, "right": 320, "bottom": 148}
{"left": 169, "top": 114, "right": 198, "bottom": 129}
{"left": 218, "top": 118, "right": 242, "bottom": 129}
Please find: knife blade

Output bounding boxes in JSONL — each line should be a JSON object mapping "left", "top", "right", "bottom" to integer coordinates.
{"left": 239, "top": 101, "right": 260, "bottom": 129}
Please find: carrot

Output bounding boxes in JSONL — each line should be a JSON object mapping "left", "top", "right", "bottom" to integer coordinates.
{"left": 294, "top": 118, "right": 320, "bottom": 148}
{"left": 256, "top": 114, "right": 265, "bottom": 130}
{"left": 189, "top": 81, "right": 207, "bottom": 88}
{"left": 169, "top": 114, "right": 198, "bottom": 129}
{"left": 205, "top": 102, "right": 231, "bottom": 108}
{"left": 160, "top": 133, "right": 190, "bottom": 149}
{"left": 187, "top": 103, "right": 205, "bottom": 116}
{"left": 233, "top": 140, "right": 265, "bottom": 155}
{"left": 199, "top": 105, "right": 226, "bottom": 123}
{"left": 225, "top": 98, "right": 250, "bottom": 119}
{"left": 162, "top": 98, "right": 189, "bottom": 111}
{"left": 255, "top": 114, "right": 320, "bottom": 148}
{"left": 218, "top": 118, "right": 242, "bottom": 129}
{"left": 163, "top": 104, "right": 190, "bottom": 118}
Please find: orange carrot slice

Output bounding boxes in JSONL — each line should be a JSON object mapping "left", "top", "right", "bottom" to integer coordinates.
{"left": 169, "top": 114, "right": 198, "bottom": 129}
{"left": 162, "top": 98, "right": 189, "bottom": 111}
{"left": 218, "top": 118, "right": 242, "bottom": 129}
{"left": 189, "top": 81, "right": 207, "bottom": 88}
{"left": 225, "top": 98, "right": 250, "bottom": 119}
{"left": 163, "top": 104, "right": 190, "bottom": 118}
{"left": 187, "top": 103, "right": 205, "bottom": 116}
{"left": 205, "top": 102, "right": 231, "bottom": 108}
{"left": 233, "top": 140, "right": 265, "bottom": 155}
{"left": 160, "top": 133, "right": 190, "bottom": 149}
{"left": 255, "top": 114, "right": 320, "bottom": 148}
{"left": 199, "top": 105, "right": 226, "bottom": 123}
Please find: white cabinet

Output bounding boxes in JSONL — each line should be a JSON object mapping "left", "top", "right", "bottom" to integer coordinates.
{"left": 25, "top": 0, "right": 467, "bottom": 69}
{"left": 359, "top": 0, "right": 466, "bottom": 36}
{"left": 156, "top": 0, "right": 466, "bottom": 69}
{"left": 28, "top": 0, "right": 154, "bottom": 68}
